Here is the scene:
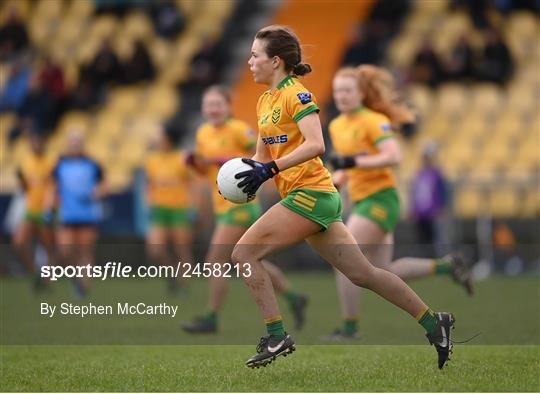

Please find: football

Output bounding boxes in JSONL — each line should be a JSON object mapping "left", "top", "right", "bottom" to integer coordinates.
{"left": 216, "top": 158, "right": 255, "bottom": 204}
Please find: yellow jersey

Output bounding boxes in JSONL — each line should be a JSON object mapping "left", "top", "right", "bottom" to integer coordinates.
{"left": 144, "top": 150, "right": 190, "bottom": 208}
{"left": 329, "top": 107, "right": 396, "bottom": 202}
{"left": 18, "top": 152, "right": 56, "bottom": 213}
{"left": 195, "top": 118, "right": 256, "bottom": 214}
{"left": 256, "top": 75, "right": 336, "bottom": 198}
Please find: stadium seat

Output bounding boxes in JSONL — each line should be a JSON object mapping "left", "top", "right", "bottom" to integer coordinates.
{"left": 67, "top": 0, "right": 95, "bottom": 20}
{"left": 122, "top": 11, "right": 154, "bottom": 41}
{"left": 107, "top": 86, "right": 145, "bottom": 115}
{"left": 522, "top": 188, "right": 540, "bottom": 217}
{"left": 0, "top": 164, "right": 18, "bottom": 192}
{"left": 34, "top": 0, "right": 63, "bottom": 19}
{"left": 414, "top": 0, "right": 449, "bottom": 17}
{"left": 88, "top": 15, "right": 119, "bottom": 41}
{"left": 148, "top": 37, "right": 174, "bottom": 71}
{"left": 454, "top": 187, "right": 484, "bottom": 218}
{"left": 0, "top": 0, "right": 31, "bottom": 21}
{"left": 433, "top": 11, "right": 472, "bottom": 55}
{"left": 470, "top": 84, "right": 504, "bottom": 116}
{"left": 388, "top": 35, "right": 422, "bottom": 69}
{"left": 490, "top": 188, "right": 519, "bottom": 217}
{"left": 93, "top": 111, "right": 126, "bottom": 143}
{"left": 408, "top": 84, "right": 434, "bottom": 117}
{"left": 436, "top": 84, "right": 469, "bottom": 117}
{"left": 140, "top": 85, "right": 180, "bottom": 119}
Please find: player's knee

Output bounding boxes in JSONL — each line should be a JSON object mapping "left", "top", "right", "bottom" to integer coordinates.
{"left": 147, "top": 244, "right": 165, "bottom": 261}
{"left": 349, "top": 266, "right": 376, "bottom": 289}
{"left": 230, "top": 245, "right": 248, "bottom": 267}
{"left": 12, "top": 237, "right": 26, "bottom": 249}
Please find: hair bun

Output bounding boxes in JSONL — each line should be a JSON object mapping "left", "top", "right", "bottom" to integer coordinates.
{"left": 293, "top": 62, "right": 312, "bottom": 76}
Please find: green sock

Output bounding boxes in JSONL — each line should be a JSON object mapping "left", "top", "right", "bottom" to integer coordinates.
{"left": 433, "top": 259, "right": 452, "bottom": 275}
{"left": 265, "top": 317, "right": 286, "bottom": 338}
{"left": 344, "top": 318, "right": 358, "bottom": 335}
{"left": 284, "top": 290, "right": 298, "bottom": 306}
{"left": 205, "top": 310, "right": 217, "bottom": 325}
{"left": 417, "top": 308, "right": 437, "bottom": 333}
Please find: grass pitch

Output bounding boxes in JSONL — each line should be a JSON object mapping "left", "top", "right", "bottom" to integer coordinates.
{"left": 1, "top": 273, "right": 539, "bottom": 391}
{"left": 1, "top": 345, "right": 538, "bottom": 392}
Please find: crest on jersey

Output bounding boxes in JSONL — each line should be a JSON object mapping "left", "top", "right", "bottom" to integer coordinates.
{"left": 272, "top": 107, "right": 281, "bottom": 124}
{"left": 380, "top": 123, "right": 391, "bottom": 133}
{"left": 297, "top": 92, "right": 312, "bottom": 104}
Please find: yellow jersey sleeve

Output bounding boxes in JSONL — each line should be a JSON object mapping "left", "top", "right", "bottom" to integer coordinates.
{"left": 194, "top": 125, "right": 206, "bottom": 157}
{"left": 232, "top": 120, "right": 257, "bottom": 151}
{"left": 365, "top": 113, "right": 394, "bottom": 145}
{"left": 284, "top": 84, "right": 320, "bottom": 123}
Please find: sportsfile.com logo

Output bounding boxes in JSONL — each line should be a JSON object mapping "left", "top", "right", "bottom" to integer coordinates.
{"left": 262, "top": 134, "right": 288, "bottom": 145}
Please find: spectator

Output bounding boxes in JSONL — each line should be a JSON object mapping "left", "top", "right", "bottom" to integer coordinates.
{"left": 94, "top": 0, "right": 130, "bottom": 17}
{"left": 341, "top": 24, "right": 381, "bottom": 66}
{"left": 85, "top": 39, "right": 122, "bottom": 89}
{"left": 0, "top": 60, "right": 32, "bottom": 113}
{"left": 69, "top": 74, "right": 101, "bottom": 111}
{"left": 0, "top": 7, "right": 29, "bottom": 61}
{"left": 188, "top": 37, "right": 224, "bottom": 88}
{"left": 38, "top": 56, "right": 66, "bottom": 101}
{"left": 410, "top": 141, "right": 450, "bottom": 255}
{"left": 17, "top": 73, "right": 55, "bottom": 133}
{"left": 444, "top": 34, "right": 475, "bottom": 81}
{"left": 475, "top": 28, "right": 514, "bottom": 85}
{"left": 410, "top": 39, "right": 444, "bottom": 87}
{"left": 122, "top": 40, "right": 156, "bottom": 84}
{"left": 147, "top": 1, "right": 185, "bottom": 39}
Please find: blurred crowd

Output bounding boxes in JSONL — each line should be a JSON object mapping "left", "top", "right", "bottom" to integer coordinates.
{"left": 0, "top": 0, "right": 228, "bottom": 143}
{"left": 341, "top": 0, "right": 540, "bottom": 88}
{"left": 408, "top": 27, "right": 513, "bottom": 87}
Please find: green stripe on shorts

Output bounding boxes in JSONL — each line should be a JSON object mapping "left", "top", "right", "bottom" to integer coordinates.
{"left": 25, "top": 211, "right": 46, "bottom": 224}
{"left": 150, "top": 206, "right": 193, "bottom": 228}
{"left": 352, "top": 187, "right": 400, "bottom": 232}
{"left": 280, "top": 188, "right": 342, "bottom": 231}
{"left": 216, "top": 202, "right": 261, "bottom": 227}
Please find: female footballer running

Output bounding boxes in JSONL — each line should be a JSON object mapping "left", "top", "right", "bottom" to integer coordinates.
{"left": 13, "top": 133, "right": 56, "bottom": 291}
{"left": 232, "top": 25, "right": 455, "bottom": 370}
{"left": 144, "top": 125, "right": 194, "bottom": 294}
{"left": 327, "top": 66, "right": 472, "bottom": 340}
{"left": 182, "top": 85, "right": 307, "bottom": 333}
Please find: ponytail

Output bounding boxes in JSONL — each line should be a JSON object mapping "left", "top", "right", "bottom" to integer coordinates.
{"left": 357, "top": 65, "right": 415, "bottom": 126}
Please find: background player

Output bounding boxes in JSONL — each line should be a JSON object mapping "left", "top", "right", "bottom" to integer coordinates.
{"left": 12, "top": 132, "right": 55, "bottom": 290}
{"left": 182, "top": 85, "right": 307, "bottom": 333}
{"left": 144, "top": 125, "right": 195, "bottom": 294}
{"left": 327, "top": 65, "right": 473, "bottom": 340}
{"left": 51, "top": 129, "right": 106, "bottom": 297}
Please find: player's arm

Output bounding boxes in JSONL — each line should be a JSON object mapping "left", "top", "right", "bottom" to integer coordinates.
{"left": 332, "top": 169, "right": 348, "bottom": 189}
{"left": 354, "top": 138, "right": 401, "bottom": 168}
{"left": 251, "top": 131, "right": 271, "bottom": 163}
{"left": 93, "top": 163, "right": 108, "bottom": 199}
{"left": 16, "top": 168, "right": 28, "bottom": 191}
{"left": 45, "top": 163, "right": 59, "bottom": 211}
{"left": 274, "top": 112, "right": 325, "bottom": 171}
{"left": 236, "top": 113, "right": 322, "bottom": 195}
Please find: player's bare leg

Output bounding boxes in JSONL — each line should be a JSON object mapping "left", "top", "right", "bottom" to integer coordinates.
{"left": 231, "top": 204, "right": 321, "bottom": 367}
{"left": 182, "top": 224, "right": 242, "bottom": 333}
{"left": 308, "top": 221, "right": 456, "bottom": 369}
{"left": 12, "top": 221, "right": 36, "bottom": 274}
{"left": 171, "top": 227, "right": 194, "bottom": 287}
{"left": 146, "top": 226, "right": 177, "bottom": 293}
{"left": 329, "top": 215, "right": 393, "bottom": 340}
{"left": 182, "top": 221, "right": 308, "bottom": 333}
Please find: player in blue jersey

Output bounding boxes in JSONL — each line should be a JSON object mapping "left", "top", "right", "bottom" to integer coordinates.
{"left": 51, "top": 129, "right": 107, "bottom": 296}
